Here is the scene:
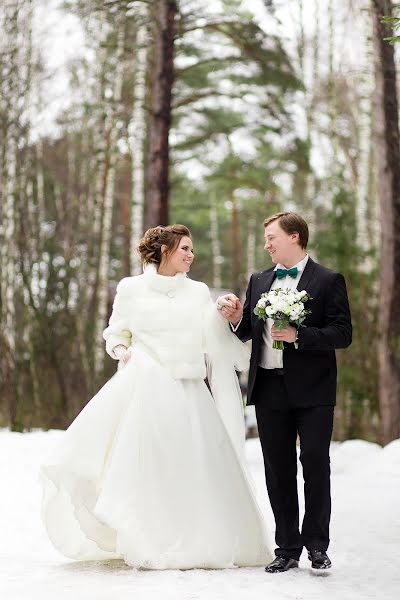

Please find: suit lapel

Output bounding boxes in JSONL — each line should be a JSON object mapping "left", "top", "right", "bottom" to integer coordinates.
{"left": 252, "top": 269, "right": 276, "bottom": 334}
{"left": 296, "top": 256, "right": 316, "bottom": 292}
{"left": 256, "top": 269, "right": 276, "bottom": 296}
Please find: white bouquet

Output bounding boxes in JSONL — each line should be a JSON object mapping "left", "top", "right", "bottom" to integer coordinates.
{"left": 253, "top": 288, "right": 312, "bottom": 350}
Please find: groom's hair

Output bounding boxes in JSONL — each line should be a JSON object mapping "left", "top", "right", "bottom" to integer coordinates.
{"left": 263, "top": 212, "right": 309, "bottom": 249}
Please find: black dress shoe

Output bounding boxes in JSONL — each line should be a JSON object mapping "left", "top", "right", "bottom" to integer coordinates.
{"left": 265, "top": 556, "right": 299, "bottom": 573}
{"left": 307, "top": 549, "right": 332, "bottom": 569}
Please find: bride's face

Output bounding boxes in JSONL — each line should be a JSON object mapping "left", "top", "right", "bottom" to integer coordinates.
{"left": 161, "top": 236, "right": 194, "bottom": 273}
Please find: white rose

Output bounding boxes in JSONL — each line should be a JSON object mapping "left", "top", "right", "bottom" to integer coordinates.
{"left": 268, "top": 295, "right": 279, "bottom": 306}
{"left": 275, "top": 299, "right": 288, "bottom": 313}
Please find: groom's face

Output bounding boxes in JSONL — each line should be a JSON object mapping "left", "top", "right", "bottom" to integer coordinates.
{"left": 264, "top": 220, "right": 299, "bottom": 265}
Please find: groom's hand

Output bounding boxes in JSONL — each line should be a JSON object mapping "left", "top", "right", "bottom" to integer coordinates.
{"left": 217, "top": 294, "right": 243, "bottom": 326}
{"left": 271, "top": 325, "right": 297, "bottom": 343}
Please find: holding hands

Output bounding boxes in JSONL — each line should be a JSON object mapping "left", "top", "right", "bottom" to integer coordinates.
{"left": 217, "top": 294, "right": 297, "bottom": 343}
{"left": 217, "top": 294, "right": 243, "bottom": 326}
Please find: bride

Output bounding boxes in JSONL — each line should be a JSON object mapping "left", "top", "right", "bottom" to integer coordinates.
{"left": 41, "top": 224, "right": 272, "bottom": 570}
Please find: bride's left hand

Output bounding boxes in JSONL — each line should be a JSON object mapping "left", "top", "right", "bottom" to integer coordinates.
{"left": 216, "top": 294, "right": 243, "bottom": 324}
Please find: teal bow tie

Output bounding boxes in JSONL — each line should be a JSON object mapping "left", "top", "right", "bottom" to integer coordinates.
{"left": 276, "top": 267, "right": 298, "bottom": 280}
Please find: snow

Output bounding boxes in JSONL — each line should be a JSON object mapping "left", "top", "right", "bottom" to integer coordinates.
{"left": 1, "top": 430, "right": 399, "bottom": 600}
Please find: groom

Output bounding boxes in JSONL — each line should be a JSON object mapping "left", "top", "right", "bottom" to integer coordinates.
{"left": 218, "top": 212, "right": 352, "bottom": 573}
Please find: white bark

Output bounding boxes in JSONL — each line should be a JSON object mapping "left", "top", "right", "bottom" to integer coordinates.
{"left": 0, "top": 1, "right": 25, "bottom": 359}
{"left": 91, "top": 14, "right": 112, "bottom": 270}
{"left": 209, "top": 191, "right": 222, "bottom": 289}
{"left": 246, "top": 214, "right": 256, "bottom": 282}
{"left": 129, "top": 12, "right": 149, "bottom": 275}
{"left": 297, "top": 0, "right": 318, "bottom": 239}
{"left": 305, "top": 0, "right": 320, "bottom": 241}
{"left": 356, "top": 2, "right": 375, "bottom": 263}
{"left": 327, "top": 0, "right": 338, "bottom": 162}
{"left": 94, "top": 21, "right": 126, "bottom": 375}
{"left": 1, "top": 135, "right": 17, "bottom": 355}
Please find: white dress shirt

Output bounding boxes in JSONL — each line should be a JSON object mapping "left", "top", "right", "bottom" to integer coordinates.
{"left": 259, "top": 254, "right": 309, "bottom": 369}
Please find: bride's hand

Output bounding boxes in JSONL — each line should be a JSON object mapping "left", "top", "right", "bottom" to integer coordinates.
{"left": 113, "top": 345, "right": 132, "bottom": 364}
{"left": 217, "top": 294, "right": 243, "bottom": 325}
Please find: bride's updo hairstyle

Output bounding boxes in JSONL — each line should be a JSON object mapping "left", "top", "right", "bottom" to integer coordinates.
{"left": 137, "top": 224, "right": 192, "bottom": 265}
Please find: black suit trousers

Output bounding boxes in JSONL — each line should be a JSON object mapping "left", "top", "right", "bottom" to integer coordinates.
{"left": 254, "top": 368, "right": 334, "bottom": 560}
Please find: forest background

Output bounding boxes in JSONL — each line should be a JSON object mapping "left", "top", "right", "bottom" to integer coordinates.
{"left": 1, "top": 0, "right": 399, "bottom": 445}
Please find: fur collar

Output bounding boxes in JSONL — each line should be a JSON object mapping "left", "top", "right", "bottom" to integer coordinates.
{"left": 143, "top": 263, "right": 187, "bottom": 295}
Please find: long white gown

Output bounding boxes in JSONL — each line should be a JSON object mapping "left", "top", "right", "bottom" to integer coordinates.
{"left": 41, "top": 267, "right": 272, "bottom": 569}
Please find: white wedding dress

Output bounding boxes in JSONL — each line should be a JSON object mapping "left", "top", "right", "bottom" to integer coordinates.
{"left": 41, "top": 266, "right": 272, "bottom": 569}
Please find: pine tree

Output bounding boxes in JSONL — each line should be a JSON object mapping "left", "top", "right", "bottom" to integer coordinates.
{"left": 145, "top": 0, "right": 178, "bottom": 226}
{"left": 372, "top": 0, "right": 400, "bottom": 444}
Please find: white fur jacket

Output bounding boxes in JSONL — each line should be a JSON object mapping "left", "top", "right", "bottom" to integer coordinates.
{"left": 103, "top": 263, "right": 250, "bottom": 458}
{"left": 103, "top": 263, "right": 249, "bottom": 380}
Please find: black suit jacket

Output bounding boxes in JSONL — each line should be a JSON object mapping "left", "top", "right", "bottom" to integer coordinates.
{"left": 235, "top": 257, "right": 352, "bottom": 407}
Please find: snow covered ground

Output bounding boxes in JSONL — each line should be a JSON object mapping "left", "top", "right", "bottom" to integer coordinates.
{"left": 1, "top": 429, "right": 399, "bottom": 600}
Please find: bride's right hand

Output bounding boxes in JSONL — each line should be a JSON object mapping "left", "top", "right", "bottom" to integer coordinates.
{"left": 113, "top": 345, "right": 132, "bottom": 364}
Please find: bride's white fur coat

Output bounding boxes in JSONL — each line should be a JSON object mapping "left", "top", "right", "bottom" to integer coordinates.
{"left": 103, "top": 264, "right": 248, "bottom": 380}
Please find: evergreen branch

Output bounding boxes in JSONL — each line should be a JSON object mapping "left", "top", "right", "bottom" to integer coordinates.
{"left": 175, "top": 56, "right": 243, "bottom": 76}
{"left": 382, "top": 14, "right": 400, "bottom": 43}
{"left": 173, "top": 90, "right": 249, "bottom": 109}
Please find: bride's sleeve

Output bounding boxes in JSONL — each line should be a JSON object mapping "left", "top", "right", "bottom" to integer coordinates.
{"left": 103, "top": 278, "right": 133, "bottom": 359}
{"left": 202, "top": 285, "right": 250, "bottom": 461}
{"left": 202, "top": 287, "right": 250, "bottom": 371}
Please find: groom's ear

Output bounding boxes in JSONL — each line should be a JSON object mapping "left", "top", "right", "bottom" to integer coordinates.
{"left": 290, "top": 232, "right": 300, "bottom": 245}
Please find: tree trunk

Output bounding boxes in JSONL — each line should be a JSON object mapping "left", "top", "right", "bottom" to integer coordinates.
{"left": 2, "top": 133, "right": 17, "bottom": 428}
{"left": 246, "top": 214, "right": 256, "bottom": 281}
{"left": 357, "top": 2, "right": 375, "bottom": 260}
{"left": 210, "top": 190, "right": 222, "bottom": 289}
{"left": 372, "top": 0, "right": 400, "bottom": 444}
{"left": 145, "top": 0, "right": 177, "bottom": 227}
{"left": 129, "top": 11, "right": 150, "bottom": 274}
{"left": 0, "top": 1, "right": 20, "bottom": 428}
{"left": 94, "top": 21, "right": 126, "bottom": 376}
{"left": 305, "top": 0, "right": 319, "bottom": 239}
{"left": 230, "top": 197, "right": 243, "bottom": 297}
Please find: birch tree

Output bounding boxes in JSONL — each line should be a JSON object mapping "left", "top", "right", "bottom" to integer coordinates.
{"left": 0, "top": 0, "right": 34, "bottom": 427}
{"left": 356, "top": 1, "right": 377, "bottom": 259}
{"left": 209, "top": 190, "right": 222, "bottom": 289}
{"left": 94, "top": 17, "right": 126, "bottom": 376}
{"left": 0, "top": 2, "right": 18, "bottom": 410}
{"left": 246, "top": 214, "right": 256, "bottom": 282}
{"left": 129, "top": 5, "right": 150, "bottom": 274}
